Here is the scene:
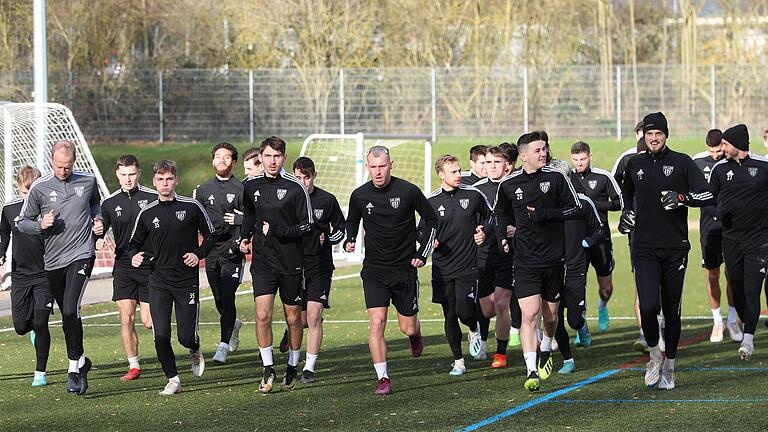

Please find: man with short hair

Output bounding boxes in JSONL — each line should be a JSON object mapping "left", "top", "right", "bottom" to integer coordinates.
{"left": 194, "top": 142, "right": 245, "bottom": 364}
{"left": 290, "top": 156, "right": 345, "bottom": 383}
{"left": 426, "top": 154, "right": 490, "bottom": 376}
{"left": 692, "top": 130, "right": 741, "bottom": 343}
{"left": 620, "top": 112, "right": 714, "bottom": 390}
{"left": 240, "top": 136, "right": 313, "bottom": 393}
{"left": 569, "top": 141, "right": 623, "bottom": 333}
{"left": 243, "top": 147, "right": 263, "bottom": 178}
{"left": 129, "top": 160, "right": 217, "bottom": 395}
{"left": 344, "top": 145, "right": 438, "bottom": 395}
{"left": 709, "top": 124, "right": 768, "bottom": 360}
{"left": 495, "top": 130, "right": 580, "bottom": 391}
{"left": 461, "top": 145, "right": 488, "bottom": 185}
{"left": 19, "top": 140, "right": 103, "bottom": 395}
{"left": 0, "top": 165, "right": 52, "bottom": 387}
{"left": 100, "top": 155, "right": 157, "bottom": 381}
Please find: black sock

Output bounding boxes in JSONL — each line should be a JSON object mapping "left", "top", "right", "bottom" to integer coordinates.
{"left": 496, "top": 339, "right": 508, "bottom": 355}
{"left": 478, "top": 315, "right": 490, "bottom": 340}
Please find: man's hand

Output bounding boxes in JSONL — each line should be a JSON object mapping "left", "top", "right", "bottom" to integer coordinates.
{"left": 473, "top": 225, "right": 485, "bottom": 245}
{"left": 41, "top": 209, "right": 55, "bottom": 230}
{"left": 262, "top": 221, "right": 270, "bottom": 236}
{"left": 618, "top": 210, "right": 636, "bottom": 234}
{"left": 183, "top": 252, "right": 200, "bottom": 267}
{"left": 344, "top": 240, "right": 356, "bottom": 253}
{"left": 319, "top": 232, "right": 326, "bottom": 246}
{"left": 411, "top": 258, "right": 425, "bottom": 268}
{"left": 95, "top": 238, "right": 106, "bottom": 250}
{"left": 239, "top": 239, "right": 251, "bottom": 254}
{"left": 223, "top": 212, "right": 236, "bottom": 225}
{"left": 506, "top": 225, "right": 516, "bottom": 238}
{"left": 131, "top": 251, "right": 144, "bottom": 268}
{"left": 501, "top": 239, "right": 510, "bottom": 253}
{"left": 92, "top": 218, "right": 104, "bottom": 236}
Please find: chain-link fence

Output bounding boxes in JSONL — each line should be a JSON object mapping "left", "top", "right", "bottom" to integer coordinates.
{"left": 2, "top": 65, "right": 766, "bottom": 143}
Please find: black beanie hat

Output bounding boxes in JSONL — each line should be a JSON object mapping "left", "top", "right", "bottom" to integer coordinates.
{"left": 722, "top": 124, "right": 749, "bottom": 152}
{"left": 642, "top": 112, "right": 669, "bottom": 138}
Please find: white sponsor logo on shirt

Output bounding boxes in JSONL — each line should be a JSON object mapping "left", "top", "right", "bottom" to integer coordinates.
{"left": 459, "top": 198, "right": 469, "bottom": 209}
{"left": 437, "top": 204, "right": 445, "bottom": 217}
{"left": 515, "top": 187, "right": 523, "bottom": 200}
{"left": 636, "top": 169, "right": 644, "bottom": 180}
{"left": 49, "top": 191, "right": 57, "bottom": 202}
{"left": 152, "top": 217, "right": 160, "bottom": 228}
{"left": 115, "top": 205, "right": 122, "bottom": 217}
{"left": 254, "top": 190, "right": 260, "bottom": 202}
{"left": 207, "top": 194, "right": 215, "bottom": 204}
{"left": 539, "top": 181, "right": 550, "bottom": 193}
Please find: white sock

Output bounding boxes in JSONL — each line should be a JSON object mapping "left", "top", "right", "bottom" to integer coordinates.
{"left": 374, "top": 362, "right": 388, "bottom": 380}
{"left": 510, "top": 327, "right": 520, "bottom": 335}
{"left": 259, "top": 346, "right": 274, "bottom": 367}
{"left": 169, "top": 375, "right": 180, "bottom": 384}
{"left": 639, "top": 328, "right": 644, "bottom": 337}
{"left": 541, "top": 336, "right": 552, "bottom": 352}
{"left": 453, "top": 358, "right": 465, "bottom": 369}
{"left": 523, "top": 352, "right": 537, "bottom": 373}
{"left": 128, "top": 355, "right": 140, "bottom": 370}
{"left": 712, "top": 307, "right": 723, "bottom": 325}
{"left": 34, "top": 370, "right": 46, "bottom": 378}
{"left": 649, "top": 345, "right": 663, "bottom": 361}
{"left": 598, "top": 299, "right": 608, "bottom": 310}
{"left": 664, "top": 357, "right": 675, "bottom": 371}
{"left": 728, "top": 307, "right": 738, "bottom": 323}
{"left": 288, "top": 349, "right": 301, "bottom": 367}
{"left": 218, "top": 341, "right": 229, "bottom": 351}
{"left": 563, "top": 358, "right": 574, "bottom": 364}
{"left": 743, "top": 333, "right": 754, "bottom": 347}
{"left": 304, "top": 353, "right": 318, "bottom": 372}
{"left": 68, "top": 360, "right": 79, "bottom": 373}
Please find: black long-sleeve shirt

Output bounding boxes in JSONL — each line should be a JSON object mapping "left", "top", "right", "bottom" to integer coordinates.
{"left": 611, "top": 147, "right": 639, "bottom": 194}
{"left": 495, "top": 166, "right": 580, "bottom": 268}
{"left": 692, "top": 152, "right": 723, "bottom": 236}
{"left": 101, "top": 185, "right": 158, "bottom": 268}
{"left": 565, "top": 194, "right": 606, "bottom": 277}
{"left": 709, "top": 154, "right": 768, "bottom": 250}
{"left": 128, "top": 196, "right": 217, "bottom": 289}
{"left": 194, "top": 176, "right": 245, "bottom": 258}
{"left": 0, "top": 199, "right": 47, "bottom": 284}
{"left": 622, "top": 146, "right": 714, "bottom": 250}
{"left": 424, "top": 185, "right": 492, "bottom": 280}
{"left": 569, "top": 167, "right": 623, "bottom": 228}
{"left": 241, "top": 170, "right": 313, "bottom": 275}
{"left": 304, "top": 186, "right": 345, "bottom": 274}
{"left": 472, "top": 177, "right": 512, "bottom": 268}
{"left": 460, "top": 171, "right": 483, "bottom": 186}
{"left": 346, "top": 177, "right": 438, "bottom": 269}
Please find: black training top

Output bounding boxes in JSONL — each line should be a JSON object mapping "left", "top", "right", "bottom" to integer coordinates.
{"left": 709, "top": 154, "right": 768, "bottom": 249}
{"left": 569, "top": 167, "right": 623, "bottom": 229}
{"left": 692, "top": 152, "right": 723, "bottom": 236}
{"left": 345, "top": 176, "right": 438, "bottom": 270}
{"left": 0, "top": 199, "right": 47, "bottom": 284}
{"left": 194, "top": 176, "right": 245, "bottom": 258}
{"left": 496, "top": 166, "right": 580, "bottom": 268}
{"left": 611, "top": 147, "right": 639, "bottom": 194}
{"left": 128, "top": 196, "right": 217, "bottom": 289}
{"left": 460, "top": 171, "right": 483, "bottom": 186}
{"left": 472, "top": 177, "right": 513, "bottom": 268}
{"left": 101, "top": 185, "right": 158, "bottom": 269}
{"left": 424, "top": 184, "right": 492, "bottom": 280}
{"left": 241, "top": 170, "right": 313, "bottom": 275}
{"left": 565, "top": 194, "right": 606, "bottom": 277}
{"left": 304, "top": 186, "right": 345, "bottom": 275}
{"left": 622, "top": 146, "right": 714, "bottom": 250}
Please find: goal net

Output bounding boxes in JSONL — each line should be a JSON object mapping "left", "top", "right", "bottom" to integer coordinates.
{"left": 300, "top": 133, "right": 433, "bottom": 261}
{"left": 0, "top": 102, "right": 115, "bottom": 275}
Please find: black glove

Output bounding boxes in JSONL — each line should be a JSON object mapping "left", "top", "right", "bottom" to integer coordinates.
{"left": 660, "top": 190, "right": 688, "bottom": 210}
{"left": 618, "top": 210, "right": 636, "bottom": 234}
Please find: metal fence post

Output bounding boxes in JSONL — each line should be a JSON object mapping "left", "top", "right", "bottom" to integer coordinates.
{"left": 431, "top": 68, "right": 437, "bottom": 144}
{"left": 710, "top": 64, "right": 716, "bottom": 129}
{"left": 158, "top": 70, "right": 164, "bottom": 144}
{"left": 616, "top": 65, "right": 622, "bottom": 141}
{"left": 523, "top": 67, "right": 529, "bottom": 133}
{"left": 339, "top": 68, "right": 345, "bottom": 134}
{"left": 249, "top": 69, "right": 254, "bottom": 144}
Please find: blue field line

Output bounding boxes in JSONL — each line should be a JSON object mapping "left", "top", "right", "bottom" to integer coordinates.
{"left": 624, "top": 367, "right": 768, "bottom": 372}
{"left": 456, "top": 369, "right": 621, "bottom": 432}
{"left": 549, "top": 399, "right": 768, "bottom": 404}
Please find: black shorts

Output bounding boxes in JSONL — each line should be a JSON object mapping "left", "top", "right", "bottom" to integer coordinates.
{"left": 206, "top": 254, "right": 246, "bottom": 286}
{"left": 11, "top": 279, "right": 54, "bottom": 323}
{"left": 360, "top": 267, "right": 419, "bottom": 316}
{"left": 251, "top": 267, "right": 305, "bottom": 306}
{"left": 477, "top": 265, "right": 514, "bottom": 299}
{"left": 112, "top": 266, "right": 151, "bottom": 303}
{"left": 432, "top": 275, "right": 478, "bottom": 304}
{"left": 588, "top": 239, "right": 615, "bottom": 277}
{"left": 514, "top": 265, "right": 565, "bottom": 302}
{"left": 700, "top": 233, "right": 724, "bottom": 270}
{"left": 303, "top": 271, "right": 332, "bottom": 309}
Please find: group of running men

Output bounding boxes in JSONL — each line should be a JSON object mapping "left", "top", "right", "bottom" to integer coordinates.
{"left": 7, "top": 111, "right": 768, "bottom": 395}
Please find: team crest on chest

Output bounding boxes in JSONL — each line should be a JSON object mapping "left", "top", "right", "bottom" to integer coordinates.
{"left": 663, "top": 165, "right": 674, "bottom": 177}
{"left": 138, "top": 199, "right": 148, "bottom": 208}
{"left": 588, "top": 180, "right": 597, "bottom": 190}
{"left": 390, "top": 197, "right": 401, "bottom": 209}
{"left": 459, "top": 198, "right": 469, "bottom": 209}
{"left": 74, "top": 186, "right": 84, "bottom": 197}
{"left": 314, "top": 208, "right": 324, "bottom": 219}
{"left": 226, "top": 193, "right": 236, "bottom": 203}
{"left": 749, "top": 167, "right": 758, "bottom": 177}
{"left": 539, "top": 182, "right": 550, "bottom": 193}
{"left": 175, "top": 210, "right": 186, "bottom": 221}
{"left": 277, "top": 188, "right": 287, "bottom": 200}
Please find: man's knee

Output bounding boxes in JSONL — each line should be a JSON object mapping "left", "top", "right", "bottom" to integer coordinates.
{"left": 14, "top": 320, "right": 32, "bottom": 336}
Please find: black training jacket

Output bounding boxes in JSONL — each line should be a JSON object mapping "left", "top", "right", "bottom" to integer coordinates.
{"left": 692, "top": 152, "right": 723, "bottom": 236}
{"left": 194, "top": 176, "right": 245, "bottom": 258}
{"left": 304, "top": 186, "right": 345, "bottom": 274}
{"left": 101, "top": 185, "right": 158, "bottom": 269}
{"left": 0, "top": 199, "right": 47, "bottom": 284}
{"left": 565, "top": 194, "right": 606, "bottom": 277}
{"left": 569, "top": 167, "right": 623, "bottom": 229}
{"left": 472, "top": 177, "right": 513, "bottom": 268}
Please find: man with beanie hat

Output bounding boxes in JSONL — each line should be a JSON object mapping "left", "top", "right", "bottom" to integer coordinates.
{"left": 709, "top": 124, "right": 768, "bottom": 361}
{"left": 620, "top": 112, "right": 714, "bottom": 390}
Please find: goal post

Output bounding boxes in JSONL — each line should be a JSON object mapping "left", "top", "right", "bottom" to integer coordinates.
{"left": 0, "top": 102, "right": 115, "bottom": 274}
